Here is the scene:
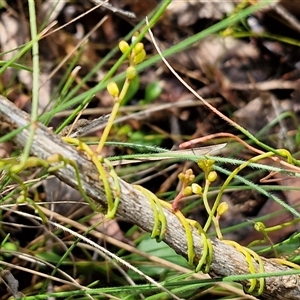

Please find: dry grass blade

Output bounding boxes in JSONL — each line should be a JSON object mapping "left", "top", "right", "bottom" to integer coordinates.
{"left": 110, "top": 143, "right": 227, "bottom": 166}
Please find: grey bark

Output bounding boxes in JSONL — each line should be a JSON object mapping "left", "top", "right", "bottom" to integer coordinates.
{"left": 0, "top": 95, "right": 300, "bottom": 300}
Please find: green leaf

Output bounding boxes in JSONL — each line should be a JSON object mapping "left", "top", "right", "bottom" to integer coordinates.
{"left": 142, "top": 81, "right": 162, "bottom": 104}
{"left": 36, "top": 251, "right": 69, "bottom": 263}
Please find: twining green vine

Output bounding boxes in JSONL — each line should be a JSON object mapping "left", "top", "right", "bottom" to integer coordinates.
{"left": 0, "top": 154, "right": 96, "bottom": 219}
{"left": 134, "top": 185, "right": 167, "bottom": 242}
{"left": 224, "top": 240, "right": 265, "bottom": 295}
{"left": 61, "top": 137, "right": 121, "bottom": 219}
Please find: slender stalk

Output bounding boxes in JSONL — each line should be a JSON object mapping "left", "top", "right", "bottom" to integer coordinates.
{"left": 19, "top": 0, "right": 40, "bottom": 169}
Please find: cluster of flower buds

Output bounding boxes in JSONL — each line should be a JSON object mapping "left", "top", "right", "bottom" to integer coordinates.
{"left": 107, "top": 35, "right": 146, "bottom": 98}
{"left": 118, "top": 39, "right": 146, "bottom": 66}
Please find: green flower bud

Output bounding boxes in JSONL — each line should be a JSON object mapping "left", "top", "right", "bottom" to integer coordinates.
{"left": 16, "top": 194, "right": 26, "bottom": 203}
{"left": 191, "top": 183, "right": 202, "bottom": 195}
{"left": 133, "top": 49, "right": 146, "bottom": 64}
{"left": 119, "top": 40, "right": 130, "bottom": 54}
{"left": 217, "top": 202, "right": 229, "bottom": 216}
{"left": 178, "top": 172, "right": 184, "bottom": 181}
{"left": 207, "top": 171, "right": 217, "bottom": 182}
{"left": 189, "top": 174, "right": 195, "bottom": 182}
{"left": 133, "top": 42, "right": 144, "bottom": 55}
{"left": 107, "top": 82, "right": 119, "bottom": 97}
{"left": 254, "top": 222, "right": 265, "bottom": 232}
{"left": 183, "top": 186, "right": 192, "bottom": 196}
{"left": 198, "top": 159, "right": 215, "bottom": 173}
{"left": 185, "top": 169, "right": 193, "bottom": 176}
{"left": 126, "top": 66, "right": 136, "bottom": 79}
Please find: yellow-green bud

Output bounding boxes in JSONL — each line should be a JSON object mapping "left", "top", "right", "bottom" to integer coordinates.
{"left": 25, "top": 157, "right": 39, "bottom": 168}
{"left": 119, "top": 40, "right": 130, "bottom": 54}
{"left": 207, "top": 171, "right": 217, "bottom": 182}
{"left": 107, "top": 82, "right": 119, "bottom": 97}
{"left": 254, "top": 222, "right": 265, "bottom": 232}
{"left": 47, "top": 154, "right": 60, "bottom": 164}
{"left": 198, "top": 159, "right": 215, "bottom": 173}
{"left": 133, "top": 49, "right": 146, "bottom": 64}
{"left": 126, "top": 66, "right": 136, "bottom": 79}
{"left": 16, "top": 193, "right": 26, "bottom": 203}
{"left": 182, "top": 169, "right": 194, "bottom": 183}
{"left": 191, "top": 183, "right": 202, "bottom": 195}
{"left": 189, "top": 174, "right": 195, "bottom": 182}
{"left": 217, "top": 202, "right": 229, "bottom": 216}
{"left": 133, "top": 42, "right": 144, "bottom": 55}
{"left": 185, "top": 169, "right": 193, "bottom": 176}
{"left": 178, "top": 172, "right": 184, "bottom": 181}
{"left": 183, "top": 186, "right": 192, "bottom": 196}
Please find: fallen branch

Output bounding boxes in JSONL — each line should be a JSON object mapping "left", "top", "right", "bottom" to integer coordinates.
{"left": 0, "top": 95, "right": 300, "bottom": 300}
